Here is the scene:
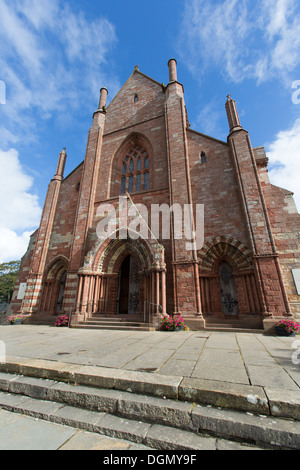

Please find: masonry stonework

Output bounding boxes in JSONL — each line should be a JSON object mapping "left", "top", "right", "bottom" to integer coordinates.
{"left": 10, "top": 60, "right": 300, "bottom": 331}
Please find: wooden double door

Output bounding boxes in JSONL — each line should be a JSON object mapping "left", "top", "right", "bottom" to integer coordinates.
{"left": 118, "top": 255, "right": 140, "bottom": 315}
{"left": 218, "top": 262, "right": 239, "bottom": 316}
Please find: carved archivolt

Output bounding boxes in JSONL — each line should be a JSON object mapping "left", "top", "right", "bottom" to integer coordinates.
{"left": 198, "top": 236, "right": 253, "bottom": 273}
{"left": 44, "top": 256, "right": 69, "bottom": 281}
{"left": 83, "top": 229, "right": 165, "bottom": 274}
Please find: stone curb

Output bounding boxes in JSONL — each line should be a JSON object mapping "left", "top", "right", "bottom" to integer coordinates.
{"left": 0, "top": 391, "right": 217, "bottom": 450}
{"left": 1, "top": 357, "right": 300, "bottom": 420}
{"left": 0, "top": 378, "right": 298, "bottom": 450}
{"left": 0, "top": 378, "right": 299, "bottom": 450}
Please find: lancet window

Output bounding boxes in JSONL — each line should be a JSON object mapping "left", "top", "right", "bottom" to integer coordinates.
{"left": 120, "top": 145, "right": 150, "bottom": 194}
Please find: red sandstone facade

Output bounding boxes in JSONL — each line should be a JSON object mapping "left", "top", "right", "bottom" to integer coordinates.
{"left": 10, "top": 60, "right": 300, "bottom": 331}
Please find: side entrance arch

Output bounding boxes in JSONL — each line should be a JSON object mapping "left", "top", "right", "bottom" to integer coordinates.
{"left": 40, "top": 258, "right": 68, "bottom": 315}
{"left": 198, "top": 237, "right": 262, "bottom": 327}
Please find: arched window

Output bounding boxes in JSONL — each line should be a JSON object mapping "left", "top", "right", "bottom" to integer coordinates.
{"left": 201, "top": 152, "right": 207, "bottom": 164}
{"left": 120, "top": 145, "right": 150, "bottom": 194}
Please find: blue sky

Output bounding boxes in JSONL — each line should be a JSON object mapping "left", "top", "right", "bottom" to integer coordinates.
{"left": 0, "top": 0, "right": 300, "bottom": 262}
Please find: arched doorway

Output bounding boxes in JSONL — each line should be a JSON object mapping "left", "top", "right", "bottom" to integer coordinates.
{"left": 40, "top": 258, "right": 68, "bottom": 315}
{"left": 218, "top": 261, "right": 239, "bottom": 316}
{"left": 198, "top": 237, "right": 262, "bottom": 327}
{"left": 117, "top": 255, "right": 140, "bottom": 314}
{"left": 74, "top": 233, "right": 167, "bottom": 323}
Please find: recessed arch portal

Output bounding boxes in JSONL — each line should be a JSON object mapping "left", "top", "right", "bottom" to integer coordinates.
{"left": 40, "top": 257, "right": 68, "bottom": 315}
{"left": 198, "top": 237, "right": 261, "bottom": 318}
{"left": 75, "top": 235, "right": 167, "bottom": 318}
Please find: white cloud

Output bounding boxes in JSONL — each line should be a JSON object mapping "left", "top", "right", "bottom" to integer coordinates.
{"left": 0, "top": 0, "right": 44, "bottom": 73}
{"left": 15, "top": 0, "right": 59, "bottom": 30}
{"left": 0, "top": 148, "right": 42, "bottom": 262}
{"left": 0, "top": 0, "right": 119, "bottom": 146}
{"left": 0, "top": 149, "right": 41, "bottom": 230}
{"left": 61, "top": 5, "right": 116, "bottom": 65}
{"left": 266, "top": 118, "right": 300, "bottom": 211}
{"left": 178, "top": 0, "right": 300, "bottom": 84}
{"left": 0, "top": 228, "right": 33, "bottom": 264}
{"left": 192, "top": 100, "right": 225, "bottom": 138}
{"left": 0, "top": 1, "right": 119, "bottom": 262}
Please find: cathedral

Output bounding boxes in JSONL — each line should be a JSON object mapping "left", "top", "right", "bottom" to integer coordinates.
{"left": 10, "top": 59, "right": 300, "bottom": 332}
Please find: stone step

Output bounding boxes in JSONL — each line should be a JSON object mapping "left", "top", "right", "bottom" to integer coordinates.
{"left": 0, "top": 372, "right": 297, "bottom": 450}
{"left": 2, "top": 356, "right": 300, "bottom": 421}
{"left": 205, "top": 317, "right": 262, "bottom": 325}
{"left": 71, "top": 314, "right": 156, "bottom": 331}
{"left": 85, "top": 319, "right": 151, "bottom": 327}
{"left": 0, "top": 391, "right": 262, "bottom": 451}
{"left": 205, "top": 327, "right": 265, "bottom": 333}
{"left": 204, "top": 317, "right": 263, "bottom": 332}
{"left": 72, "top": 323, "right": 155, "bottom": 332}
{"left": 91, "top": 315, "right": 145, "bottom": 321}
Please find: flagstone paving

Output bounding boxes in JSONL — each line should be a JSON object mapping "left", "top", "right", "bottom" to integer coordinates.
{"left": 0, "top": 325, "right": 299, "bottom": 391}
{"left": 0, "top": 325, "right": 299, "bottom": 450}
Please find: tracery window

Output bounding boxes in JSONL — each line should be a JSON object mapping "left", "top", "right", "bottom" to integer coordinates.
{"left": 120, "top": 145, "right": 150, "bottom": 194}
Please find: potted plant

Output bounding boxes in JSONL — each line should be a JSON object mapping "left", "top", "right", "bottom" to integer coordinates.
{"left": 274, "top": 319, "right": 300, "bottom": 337}
{"left": 54, "top": 314, "right": 69, "bottom": 327}
{"left": 160, "top": 315, "right": 189, "bottom": 331}
{"left": 6, "top": 314, "right": 23, "bottom": 325}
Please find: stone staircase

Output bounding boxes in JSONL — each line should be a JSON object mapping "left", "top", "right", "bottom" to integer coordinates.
{"left": 0, "top": 370, "right": 299, "bottom": 450}
{"left": 71, "top": 313, "right": 264, "bottom": 333}
{"left": 204, "top": 316, "right": 264, "bottom": 333}
{"left": 71, "top": 314, "right": 156, "bottom": 332}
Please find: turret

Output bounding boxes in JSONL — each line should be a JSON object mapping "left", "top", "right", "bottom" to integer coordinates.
{"left": 53, "top": 147, "right": 67, "bottom": 181}
{"left": 168, "top": 58, "right": 178, "bottom": 83}
{"left": 225, "top": 95, "right": 243, "bottom": 133}
{"left": 98, "top": 87, "right": 108, "bottom": 111}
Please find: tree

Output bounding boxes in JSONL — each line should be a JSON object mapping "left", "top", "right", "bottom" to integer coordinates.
{"left": 0, "top": 261, "right": 21, "bottom": 303}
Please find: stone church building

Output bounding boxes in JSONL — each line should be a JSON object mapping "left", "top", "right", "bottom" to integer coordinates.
{"left": 10, "top": 59, "right": 300, "bottom": 331}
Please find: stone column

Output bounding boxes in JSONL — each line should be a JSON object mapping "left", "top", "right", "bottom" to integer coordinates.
{"left": 161, "top": 269, "right": 167, "bottom": 315}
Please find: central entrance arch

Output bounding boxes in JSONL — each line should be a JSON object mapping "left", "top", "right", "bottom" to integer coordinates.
{"left": 74, "top": 231, "right": 167, "bottom": 324}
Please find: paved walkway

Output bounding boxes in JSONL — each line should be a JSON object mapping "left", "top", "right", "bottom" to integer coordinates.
{"left": 0, "top": 325, "right": 299, "bottom": 450}
{"left": 1, "top": 325, "right": 299, "bottom": 391}
{"left": 0, "top": 408, "right": 148, "bottom": 450}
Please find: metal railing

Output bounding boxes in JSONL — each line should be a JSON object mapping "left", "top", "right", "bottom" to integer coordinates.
{"left": 143, "top": 301, "right": 163, "bottom": 329}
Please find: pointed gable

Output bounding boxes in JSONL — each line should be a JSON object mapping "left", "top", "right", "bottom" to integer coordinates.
{"left": 104, "top": 69, "right": 166, "bottom": 135}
